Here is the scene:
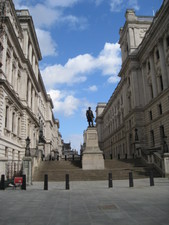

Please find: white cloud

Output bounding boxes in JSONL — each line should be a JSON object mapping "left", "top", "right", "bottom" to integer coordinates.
{"left": 128, "top": 0, "right": 139, "bottom": 10}
{"left": 95, "top": 0, "right": 104, "bottom": 6}
{"left": 108, "top": 76, "right": 120, "bottom": 84}
{"left": 88, "top": 85, "right": 98, "bottom": 92}
{"left": 13, "top": 1, "right": 88, "bottom": 30}
{"left": 48, "top": 89, "right": 80, "bottom": 116}
{"left": 47, "top": 0, "right": 81, "bottom": 8}
{"left": 97, "top": 42, "right": 121, "bottom": 75}
{"left": 41, "top": 42, "right": 121, "bottom": 89}
{"left": 60, "top": 15, "right": 88, "bottom": 30}
{"left": 110, "top": 0, "right": 139, "bottom": 12}
{"left": 36, "top": 28, "right": 57, "bottom": 57}
{"left": 110, "top": 0, "right": 123, "bottom": 12}
{"left": 29, "top": 4, "right": 61, "bottom": 28}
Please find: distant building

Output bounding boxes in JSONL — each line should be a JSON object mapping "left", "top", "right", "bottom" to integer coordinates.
{"left": 96, "top": 0, "right": 169, "bottom": 172}
{"left": 62, "top": 142, "right": 78, "bottom": 159}
{"left": 0, "top": 0, "right": 62, "bottom": 177}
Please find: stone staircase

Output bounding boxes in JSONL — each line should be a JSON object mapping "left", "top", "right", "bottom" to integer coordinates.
{"left": 33, "top": 158, "right": 160, "bottom": 181}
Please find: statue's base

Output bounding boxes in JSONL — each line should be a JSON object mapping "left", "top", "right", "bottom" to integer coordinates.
{"left": 82, "top": 127, "right": 104, "bottom": 170}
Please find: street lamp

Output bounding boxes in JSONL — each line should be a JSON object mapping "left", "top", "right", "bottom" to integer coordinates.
{"left": 25, "top": 136, "right": 31, "bottom": 156}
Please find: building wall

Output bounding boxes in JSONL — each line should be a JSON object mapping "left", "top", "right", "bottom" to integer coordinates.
{"left": 0, "top": 0, "right": 62, "bottom": 177}
{"left": 96, "top": 0, "right": 169, "bottom": 159}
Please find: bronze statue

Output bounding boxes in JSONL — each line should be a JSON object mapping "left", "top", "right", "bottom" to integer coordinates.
{"left": 86, "top": 107, "right": 94, "bottom": 127}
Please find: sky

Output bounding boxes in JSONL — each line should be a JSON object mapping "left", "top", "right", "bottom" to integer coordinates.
{"left": 13, "top": 0, "right": 163, "bottom": 152}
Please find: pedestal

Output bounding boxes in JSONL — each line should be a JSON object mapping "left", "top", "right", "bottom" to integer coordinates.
{"left": 22, "top": 157, "right": 32, "bottom": 185}
{"left": 163, "top": 153, "right": 169, "bottom": 177}
{"left": 82, "top": 127, "right": 104, "bottom": 170}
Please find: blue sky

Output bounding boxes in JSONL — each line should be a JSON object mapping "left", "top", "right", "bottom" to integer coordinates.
{"left": 13, "top": 0, "right": 163, "bottom": 152}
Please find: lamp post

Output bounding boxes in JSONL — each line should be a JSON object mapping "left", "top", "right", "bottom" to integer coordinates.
{"left": 25, "top": 136, "right": 31, "bottom": 156}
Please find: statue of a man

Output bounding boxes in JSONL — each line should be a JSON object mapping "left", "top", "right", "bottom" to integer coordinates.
{"left": 86, "top": 107, "right": 94, "bottom": 127}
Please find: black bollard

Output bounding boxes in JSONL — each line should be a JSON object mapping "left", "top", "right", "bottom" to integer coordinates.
{"left": 149, "top": 171, "right": 154, "bottom": 186}
{"left": 108, "top": 173, "right": 113, "bottom": 188}
{"left": 129, "top": 172, "right": 134, "bottom": 187}
{"left": 110, "top": 154, "right": 112, "bottom": 160}
{"left": 125, "top": 153, "right": 127, "bottom": 159}
{"left": 0, "top": 174, "right": 5, "bottom": 190}
{"left": 22, "top": 174, "right": 26, "bottom": 190}
{"left": 103, "top": 154, "right": 105, "bottom": 160}
{"left": 44, "top": 174, "right": 48, "bottom": 190}
{"left": 72, "top": 154, "right": 74, "bottom": 161}
{"left": 65, "top": 155, "right": 67, "bottom": 161}
{"left": 118, "top": 154, "right": 120, "bottom": 160}
{"left": 65, "top": 174, "right": 70, "bottom": 190}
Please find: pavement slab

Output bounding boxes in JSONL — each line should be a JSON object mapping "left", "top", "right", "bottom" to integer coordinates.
{"left": 0, "top": 178, "right": 169, "bottom": 225}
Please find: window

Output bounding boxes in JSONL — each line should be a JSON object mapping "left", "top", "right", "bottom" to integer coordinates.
{"left": 128, "top": 96, "right": 131, "bottom": 111}
{"left": 12, "top": 149, "right": 15, "bottom": 160}
{"left": 150, "top": 84, "right": 153, "bottom": 99}
{"left": 158, "top": 103, "right": 162, "bottom": 115}
{"left": 160, "top": 125, "right": 165, "bottom": 141}
{"left": 128, "top": 77, "right": 130, "bottom": 86}
{"left": 159, "top": 75, "right": 163, "bottom": 91}
{"left": 12, "top": 112, "right": 15, "bottom": 133}
{"left": 17, "top": 117, "right": 20, "bottom": 136}
{"left": 150, "top": 130, "right": 155, "bottom": 147}
{"left": 121, "top": 95, "right": 123, "bottom": 105}
{"left": 156, "top": 50, "right": 160, "bottom": 60}
{"left": 5, "top": 106, "right": 9, "bottom": 128}
{"left": 149, "top": 110, "right": 153, "bottom": 120}
{"left": 148, "top": 61, "right": 151, "bottom": 71}
{"left": 5, "top": 147, "right": 8, "bottom": 158}
{"left": 166, "top": 36, "right": 169, "bottom": 47}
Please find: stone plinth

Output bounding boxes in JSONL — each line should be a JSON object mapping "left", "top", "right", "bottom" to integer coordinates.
{"left": 82, "top": 127, "right": 104, "bottom": 170}
{"left": 163, "top": 153, "right": 169, "bottom": 177}
{"left": 23, "top": 157, "right": 32, "bottom": 185}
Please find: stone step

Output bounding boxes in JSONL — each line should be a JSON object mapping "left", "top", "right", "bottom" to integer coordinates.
{"left": 33, "top": 159, "right": 160, "bottom": 181}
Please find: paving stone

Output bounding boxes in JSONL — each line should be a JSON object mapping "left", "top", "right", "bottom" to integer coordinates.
{"left": 0, "top": 178, "right": 169, "bottom": 225}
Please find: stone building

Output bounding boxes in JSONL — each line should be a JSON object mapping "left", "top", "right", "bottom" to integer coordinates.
{"left": 0, "top": 0, "right": 62, "bottom": 178}
{"left": 96, "top": 0, "right": 169, "bottom": 174}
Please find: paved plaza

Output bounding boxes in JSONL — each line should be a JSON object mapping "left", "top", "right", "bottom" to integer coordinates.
{"left": 0, "top": 178, "right": 169, "bottom": 225}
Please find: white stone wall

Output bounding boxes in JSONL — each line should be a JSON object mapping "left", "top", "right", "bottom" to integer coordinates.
{"left": 0, "top": 0, "right": 62, "bottom": 177}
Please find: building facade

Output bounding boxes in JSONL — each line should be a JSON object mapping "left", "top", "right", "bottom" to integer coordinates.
{"left": 0, "top": 0, "right": 62, "bottom": 178}
{"left": 96, "top": 0, "right": 169, "bottom": 171}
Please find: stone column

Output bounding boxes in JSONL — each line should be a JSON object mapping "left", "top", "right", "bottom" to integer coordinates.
{"left": 2, "top": 34, "right": 7, "bottom": 73}
{"left": 22, "top": 157, "right": 32, "bottom": 185}
{"left": 141, "top": 63, "right": 150, "bottom": 104}
{"left": 23, "top": 30, "right": 29, "bottom": 58}
{"left": 8, "top": 47, "right": 13, "bottom": 84}
{"left": 149, "top": 54, "right": 158, "bottom": 97}
{"left": 129, "top": 27, "right": 135, "bottom": 52}
{"left": 131, "top": 68, "right": 140, "bottom": 107}
{"left": 29, "top": 44, "right": 32, "bottom": 64}
{"left": 163, "top": 153, "right": 169, "bottom": 178}
{"left": 32, "top": 88, "right": 35, "bottom": 112}
{"left": 0, "top": 158, "right": 8, "bottom": 178}
{"left": 158, "top": 39, "right": 169, "bottom": 89}
{"left": 28, "top": 80, "right": 31, "bottom": 107}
